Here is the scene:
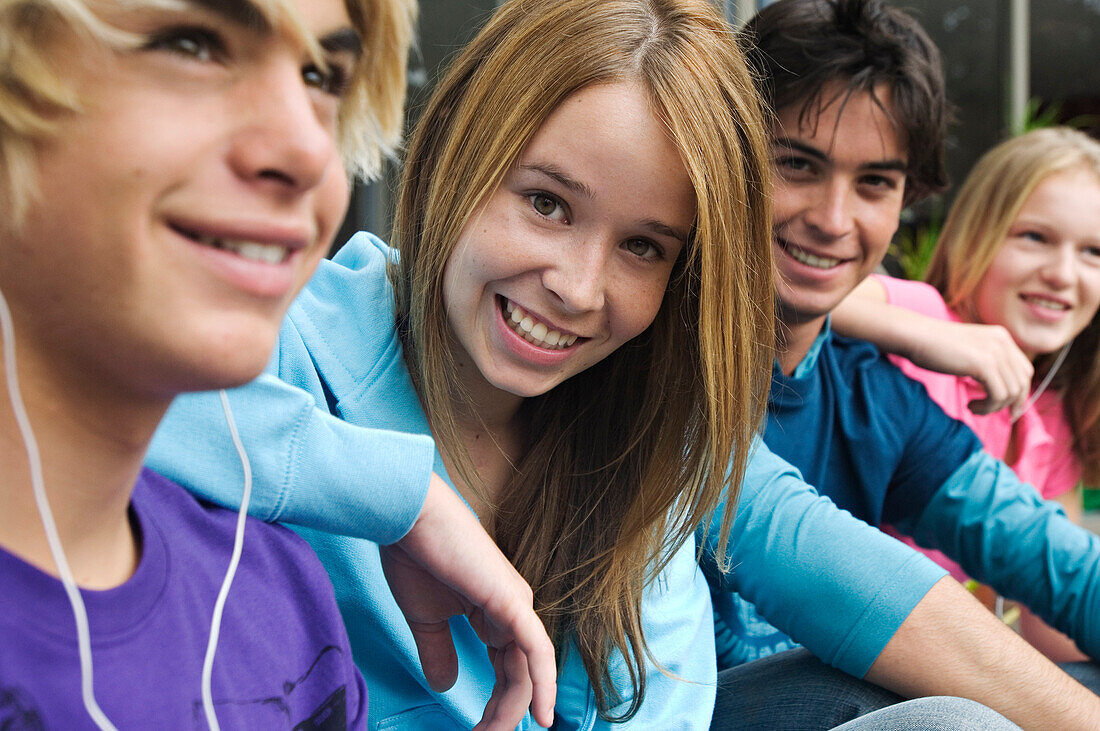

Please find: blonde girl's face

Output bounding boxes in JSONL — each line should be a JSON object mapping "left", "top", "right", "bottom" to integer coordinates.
{"left": 973, "top": 167, "right": 1100, "bottom": 359}
{"left": 442, "top": 81, "right": 694, "bottom": 403}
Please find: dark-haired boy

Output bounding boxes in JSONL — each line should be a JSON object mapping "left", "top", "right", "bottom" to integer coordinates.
{"left": 712, "top": 0, "right": 1100, "bottom": 727}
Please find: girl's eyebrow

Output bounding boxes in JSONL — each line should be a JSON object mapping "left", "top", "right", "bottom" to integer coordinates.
{"left": 520, "top": 163, "right": 595, "bottom": 200}
{"left": 521, "top": 163, "right": 687, "bottom": 244}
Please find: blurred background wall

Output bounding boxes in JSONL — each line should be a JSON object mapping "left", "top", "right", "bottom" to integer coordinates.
{"left": 334, "top": 0, "right": 1100, "bottom": 252}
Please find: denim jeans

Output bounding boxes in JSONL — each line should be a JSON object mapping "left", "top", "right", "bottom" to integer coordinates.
{"left": 710, "top": 648, "right": 1052, "bottom": 730}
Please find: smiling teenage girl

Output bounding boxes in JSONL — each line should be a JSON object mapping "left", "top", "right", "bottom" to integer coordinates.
{"left": 834, "top": 127, "right": 1100, "bottom": 660}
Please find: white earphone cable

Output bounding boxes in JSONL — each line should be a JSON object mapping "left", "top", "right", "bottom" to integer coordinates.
{"left": 200, "top": 389, "right": 253, "bottom": 731}
{"left": 0, "top": 287, "right": 118, "bottom": 731}
{"left": 1012, "top": 342, "right": 1072, "bottom": 424}
{"left": 2, "top": 286, "right": 250, "bottom": 731}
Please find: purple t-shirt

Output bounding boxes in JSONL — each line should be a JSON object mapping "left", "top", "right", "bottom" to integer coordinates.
{"left": 0, "top": 469, "right": 366, "bottom": 729}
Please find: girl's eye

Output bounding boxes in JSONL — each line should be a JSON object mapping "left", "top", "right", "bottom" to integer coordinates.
{"left": 145, "top": 26, "right": 225, "bottom": 62}
{"left": 303, "top": 61, "right": 352, "bottom": 97}
{"left": 528, "top": 193, "right": 568, "bottom": 222}
{"left": 623, "top": 238, "right": 662, "bottom": 261}
{"left": 1018, "top": 230, "right": 1047, "bottom": 244}
{"left": 1082, "top": 245, "right": 1100, "bottom": 261}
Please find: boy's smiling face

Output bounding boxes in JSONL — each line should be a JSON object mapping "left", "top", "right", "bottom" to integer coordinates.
{"left": 2, "top": 0, "right": 357, "bottom": 402}
{"left": 770, "top": 84, "right": 908, "bottom": 330}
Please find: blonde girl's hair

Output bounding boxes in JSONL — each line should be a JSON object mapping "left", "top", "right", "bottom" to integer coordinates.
{"left": 0, "top": 0, "right": 414, "bottom": 221}
{"left": 393, "top": 0, "right": 773, "bottom": 718}
{"left": 925, "top": 127, "right": 1100, "bottom": 483}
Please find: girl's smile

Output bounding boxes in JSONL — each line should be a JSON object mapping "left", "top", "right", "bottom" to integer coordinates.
{"left": 973, "top": 167, "right": 1100, "bottom": 359}
{"left": 442, "top": 81, "right": 694, "bottom": 404}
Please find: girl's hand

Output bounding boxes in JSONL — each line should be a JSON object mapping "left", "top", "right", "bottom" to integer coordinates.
{"left": 379, "top": 473, "right": 556, "bottom": 730}
{"left": 904, "top": 320, "right": 1034, "bottom": 417}
{"left": 834, "top": 279, "right": 1033, "bottom": 417}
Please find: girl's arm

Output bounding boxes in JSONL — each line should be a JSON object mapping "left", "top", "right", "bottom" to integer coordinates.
{"left": 833, "top": 277, "right": 1033, "bottom": 416}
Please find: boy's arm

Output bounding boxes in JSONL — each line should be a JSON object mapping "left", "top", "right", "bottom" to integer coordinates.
{"left": 704, "top": 441, "right": 1100, "bottom": 729}
{"left": 867, "top": 576, "right": 1100, "bottom": 730}
{"left": 897, "top": 451, "right": 1100, "bottom": 662}
{"left": 832, "top": 277, "right": 1032, "bottom": 416}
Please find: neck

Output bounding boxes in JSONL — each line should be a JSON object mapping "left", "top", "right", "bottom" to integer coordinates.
{"left": 443, "top": 358, "right": 527, "bottom": 517}
{"left": 0, "top": 344, "right": 167, "bottom": 589}
{"left": 775, "top": 311, "right": 828, "bottom": 376}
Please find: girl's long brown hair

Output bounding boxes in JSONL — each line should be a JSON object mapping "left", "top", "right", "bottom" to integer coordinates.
{"left": 393, "top": 0, "right": 773, "bottom": 717}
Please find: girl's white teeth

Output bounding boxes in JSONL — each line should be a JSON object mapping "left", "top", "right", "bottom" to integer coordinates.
{"left": 1024, "top": 295, "right": 1068, "bottom": 311}
{"left": 201, "top": 235, "right": 289, "bottom": 264}
{"left": 503, "top": 299, "right": 577, "bottom": 349}
{"left": 788, "top": 244, "right": 840, "bottom": 269}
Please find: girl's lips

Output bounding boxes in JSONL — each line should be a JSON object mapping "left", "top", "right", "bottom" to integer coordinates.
{"left": 494, "top": 296, "right": 585, "bottom": 366}
{"left": 500, "top": 297, "right": 580, "bottom": 349}
{"left": 1019, "top": 293, "right": 1071, "bottom": 323}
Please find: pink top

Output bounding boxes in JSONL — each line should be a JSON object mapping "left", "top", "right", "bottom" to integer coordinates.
{"left": 875, "top": 275, "right": 1081, "bottom": 579}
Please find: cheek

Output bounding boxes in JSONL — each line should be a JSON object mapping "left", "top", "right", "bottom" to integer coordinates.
{"left": 317, "top": 172, "right": 351, "bottom": 238}
{"left": 1077, "top": 272, "right": 1100, "bottom": 324}
{"left": 972, "top": 266, "right": 1015, "bottom": 326}
{"left": 613, "top": 273, "right": 671, "bottom": 341}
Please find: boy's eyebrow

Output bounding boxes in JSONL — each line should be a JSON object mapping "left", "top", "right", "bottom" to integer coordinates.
{"left": 185, "top": 0, "right": 361, "bottom": 58}
{"left": 320, "top": 28, "right": 363, "bottom": 58}
{"left": 187, "top": 0, "right": 271, "bottom": 33}
{"left": 772, "top": 137, "right": 829, "bottom": 163}
{"left": 772, "top": 137, "right": 908, "bottom": 172}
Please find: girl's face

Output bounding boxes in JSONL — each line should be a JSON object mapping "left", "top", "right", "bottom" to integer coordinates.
{"left": 972, "top": 167, "right": 1100, "bottom": 359}
{"left": 442, "top": 81, "right": 694, "bottom": 404}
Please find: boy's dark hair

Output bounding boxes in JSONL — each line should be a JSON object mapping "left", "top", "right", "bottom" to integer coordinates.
{"left": 739, "top": 0, "right": 949, "bottom": 203}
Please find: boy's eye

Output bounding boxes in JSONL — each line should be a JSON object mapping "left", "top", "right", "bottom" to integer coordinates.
{"left": 774, "top": 156, "right": 812, "bottom": 173}
{"left": 861, "top": 174, "right": 894, "bottom": 189}
{"left": 145, "top": 26, "right": 225, "bottom": 62}
{"left": 528, "top": 193, "right": 568, "bottom": 222}
{"left": 303, "top": 61, "right": 352, "bottom": 97}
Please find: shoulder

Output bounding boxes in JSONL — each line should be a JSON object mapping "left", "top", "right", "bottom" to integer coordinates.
{"left": 298, "top": 231, "right": 396, "bottom": 315}
{"left": 135, "top": 469, "right": 332, "bottom": 588}
{"left": 282, "top": 232, "right": 406, "bottom": 390}
{"left": 875, "top": 274, "right": 955, "bottom": 321}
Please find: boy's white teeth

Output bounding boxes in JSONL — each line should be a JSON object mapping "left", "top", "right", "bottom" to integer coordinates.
{"left": 788, "top": 244, "right": 840, "bottom": 269}
{"left": 201, "top": 235, "right": 289, "bottom": 264}
{"left": 502, "top": 299, "right": 577, "bottom": 349}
